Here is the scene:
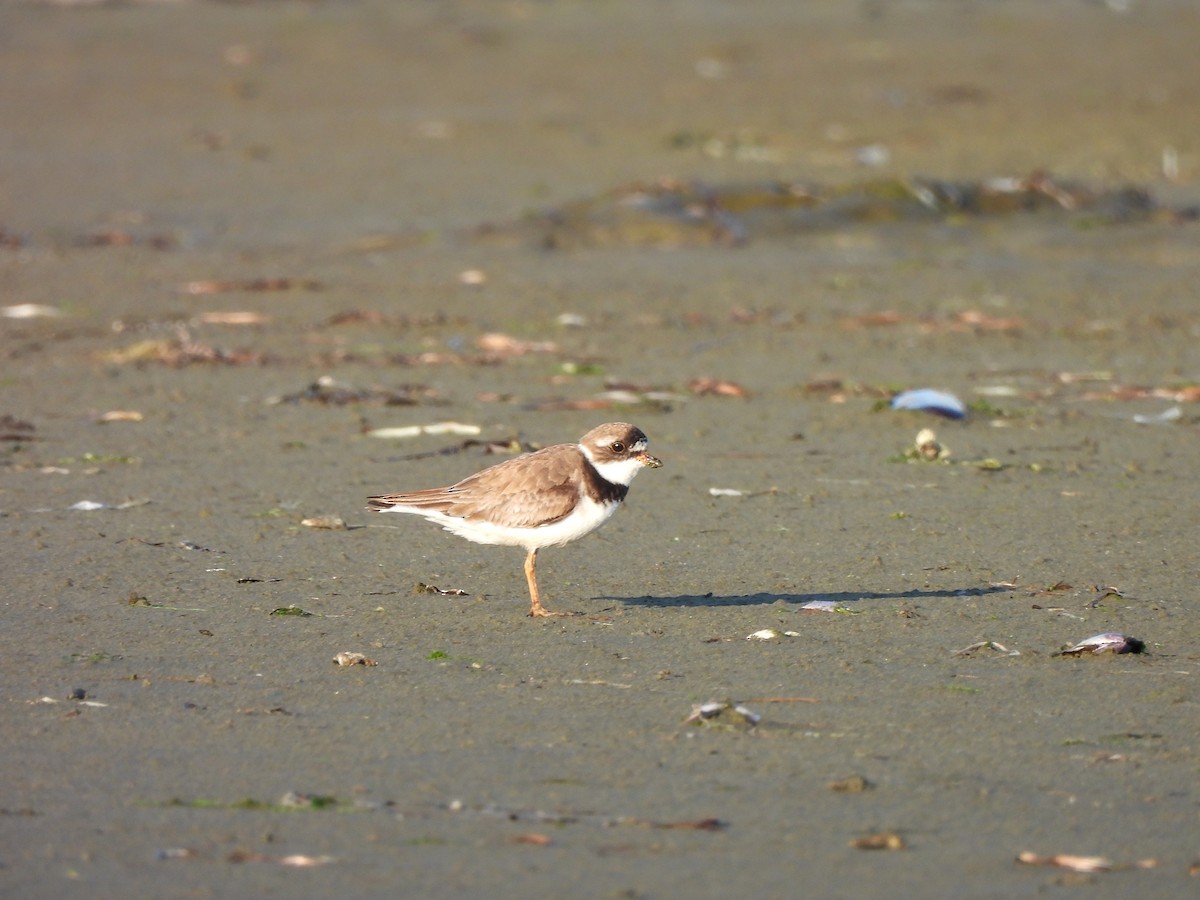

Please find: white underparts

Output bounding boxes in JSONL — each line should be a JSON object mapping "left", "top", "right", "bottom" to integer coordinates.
{"left": 384, "top": 495, "right": 621, "bottom": 551}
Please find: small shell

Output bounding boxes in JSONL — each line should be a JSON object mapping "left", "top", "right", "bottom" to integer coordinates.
{"left": 2, "top": 303, "right": 63, "bottom": 319}
{"left": 829, "top": 775, "right": 872, "bottom": 793}
{"left": 684, "top": 700, "right": 760, "bottom": 728}
{"left": 696, "top": 701, "right": 725, "bottom": 718}
{"left": 333, "top": 652, "right": 377, "bottom": 667}
{"left": 1059, "top": 633, "right": 1145, "bottom": 656}
{"left": 891, "top": 388, "right": 967, "bottom": 419}
{"left": 1016, "top": 852, "right": 1112, "bottom": 872}
{"left": 97, "top": 410, "right": 144, "bottom": 423}
{"left": 746, "top": 629, "right": 779, "bottom": 641}
{"left": 800, "top": 600, "right": 841, "bottom": 612}
{"left": 366, "top": 421, "right": 481, "bottom": 439}
{"left": 1131, "top": 406, "right": 1182, "bottom": 425}
{"left": 475, "top": 332, "right": 558, "bottom": 355}
{"left": 731, "top": 704, "right": 761, "bottom": 726}
{"left": 914, "top": 427, "right": 949, "bottom": 461}
{"left": 301, "top": 515, "right": 346, "bottom": 530}
{"left": 851, "top": 831, "right": 905, "bottom": 851}
{"left": 276, "top": 854, "right": 335, "bottom": 867}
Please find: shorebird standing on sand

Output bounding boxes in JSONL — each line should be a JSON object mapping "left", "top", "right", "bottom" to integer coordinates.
{"left": 367, "top": 422, "right": 662, "bottom": 617}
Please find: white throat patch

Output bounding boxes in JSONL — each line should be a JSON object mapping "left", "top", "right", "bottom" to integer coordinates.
{"left": 583, "top": 442, "right": 649, "bottom": 487}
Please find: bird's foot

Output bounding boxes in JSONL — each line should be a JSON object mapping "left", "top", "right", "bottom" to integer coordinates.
{"left": 528, "top": 606, "right": 579, "bottom": 618}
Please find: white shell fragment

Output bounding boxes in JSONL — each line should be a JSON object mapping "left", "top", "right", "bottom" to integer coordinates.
{"left": 748, "top": 627, "right": 802, "bottom": 638}
{"left": 3, "top": 303, "right": 64, "bottom": 319}
{"left": 301, "top": 515, "right": 346, "bottom": 530}
{"left": 684, "top": 700, "right": 761, "bottom": 728}
{"left": 96, "top": 410, "right": 144, "bottom": 423}
{"left": 1016, "top": 852, "right": 1112, "bottom": 873}
{"left": 975, "top": 385, "right": 1020, "bottom": 397}
{"left": 914, "top": 427, "right": 950, "bottom": 461}
{"left": 67, "top": 498, "right": 150, "bottom": 511}
{"left": 1059, "top": 633, "right": 1145, "bottom": 656}
{"left": 799, "top": 600, "right": 842, "bottom": 612}
{"left": 332, "top": 652, "right": 377, "bottom": 667}
{"left": 34, "top": 696, "right": 108, "bottom": 708}
{"left": 275, "top": 854, "right": 334, "bottom": 867}
{"left": 366, "top": 421, "right": 482, "bottom": 439}
{"left": 1131, "top": 406, "right": 1182, "bottom": 425}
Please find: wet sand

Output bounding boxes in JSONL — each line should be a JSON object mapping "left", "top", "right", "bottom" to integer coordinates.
{"left": 2, "top": 1, "right": 1199, "bottom": 897}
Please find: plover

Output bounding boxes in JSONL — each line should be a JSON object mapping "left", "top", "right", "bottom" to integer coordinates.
{"left": 367, "top": 422, "right": 662, "bottom": 617}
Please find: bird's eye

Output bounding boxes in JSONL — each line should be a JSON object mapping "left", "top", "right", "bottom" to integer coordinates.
{"left": 611, "top": 441, "right": 626, "bottom": 453}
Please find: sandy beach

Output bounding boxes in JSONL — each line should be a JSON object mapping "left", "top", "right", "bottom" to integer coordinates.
{"left": 2, "top": 1, "right": 1199, "bottom": 897}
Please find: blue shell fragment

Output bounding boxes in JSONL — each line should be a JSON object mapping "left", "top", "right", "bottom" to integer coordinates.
{"left": 890, "top": 388, "right": 967, "bottom": 419}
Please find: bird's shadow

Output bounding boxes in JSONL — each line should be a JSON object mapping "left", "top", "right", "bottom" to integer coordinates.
{"left": 601, "top": 585, "right": 1012, "bottom": 608}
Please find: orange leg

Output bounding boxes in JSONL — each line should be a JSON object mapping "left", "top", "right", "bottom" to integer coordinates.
{"left": 524, "top": 549, "right": 566, "bottom": 618}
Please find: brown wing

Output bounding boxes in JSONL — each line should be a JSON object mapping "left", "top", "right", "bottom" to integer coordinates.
{"left": 367, "top": 443, "right": 583, "bottom": 528}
